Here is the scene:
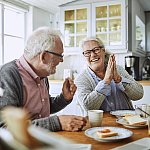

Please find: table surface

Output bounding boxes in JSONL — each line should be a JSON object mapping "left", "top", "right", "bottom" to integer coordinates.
{"left": 57, "top": 113, "right": 149, "bottom": 150}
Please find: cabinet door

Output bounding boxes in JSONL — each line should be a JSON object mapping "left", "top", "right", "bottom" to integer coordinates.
{"left": 60, "top": 4, "right": 91, "bottom": 54}
{"left": 92, "top": 0, "right": 127, "bottom": 52}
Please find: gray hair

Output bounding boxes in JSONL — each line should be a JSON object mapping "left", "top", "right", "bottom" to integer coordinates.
{"left": 79, "top": 37, "right": 104, "bottom": 49}
{"left": 79, "top": 37, "right": 111, "bottom": 64}
{"left": 24, "top": 26, "right": 63, "bottom": 59}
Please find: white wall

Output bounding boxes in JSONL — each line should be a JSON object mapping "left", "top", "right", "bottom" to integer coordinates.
{"left": 52, "top": 54, "right": 86, "bottom": 80}
{"left": 26, "top": 6, "right": 54, "bottom": 39}
{"left": 131, "top": 0, "right": 145, "bottom": 52}
{"left": 32, "top": 6, "right": 51, "bottom": 30}
{"left": 132, "top": 85, "right": 150, "bottom": 106}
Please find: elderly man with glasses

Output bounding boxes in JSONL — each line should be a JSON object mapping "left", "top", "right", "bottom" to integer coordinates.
{"left": 75, "top": 37, "right": 143, "bottom": 113}
{"left": 0, "top": 27, "right": 87, "bottom": 131}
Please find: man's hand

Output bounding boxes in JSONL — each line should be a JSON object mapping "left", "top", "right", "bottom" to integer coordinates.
{"left": 58, "top": 115, "right": 87, "bottom": 131}
{"left": 62, "top": 78, "right": 77, "bottom": 101}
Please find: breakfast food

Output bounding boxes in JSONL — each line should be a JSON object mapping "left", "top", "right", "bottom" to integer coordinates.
{"left": 96, "top": 128, "right": 118, "bottom": 138}
{"left": 123, "top": 115, "right": 147, "bottom": 125}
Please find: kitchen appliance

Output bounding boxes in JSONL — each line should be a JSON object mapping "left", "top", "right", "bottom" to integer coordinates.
{"left": 125, "top": 56, "right": 140, "bottom": 80}
{"left": 142, "top": 56, "right": 150, "bottom": 80}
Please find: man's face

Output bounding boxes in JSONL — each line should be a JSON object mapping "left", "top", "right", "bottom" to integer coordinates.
{"left": 44, "top": 37, "right": 64, "bottom": 76}
{"left": 83, "top": 40, "right": 105, "bottom": 72}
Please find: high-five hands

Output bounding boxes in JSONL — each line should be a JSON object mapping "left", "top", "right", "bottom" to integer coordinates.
{"left": 62, "top": 77, "right": 77, "bottom": 101}
{"left": 104, "top": 54, "right": 121, "bottom": 84}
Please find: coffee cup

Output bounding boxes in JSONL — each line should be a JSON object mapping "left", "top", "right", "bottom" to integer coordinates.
{"left": 88, "top": 110, "right": 103, "bottom": 127}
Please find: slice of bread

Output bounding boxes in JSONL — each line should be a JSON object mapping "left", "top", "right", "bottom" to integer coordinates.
{"left": 123, "top": 115, "right": 146, "bottom": 125}
{"left": 96, "top": 129, "right": 118, "bottom": 138}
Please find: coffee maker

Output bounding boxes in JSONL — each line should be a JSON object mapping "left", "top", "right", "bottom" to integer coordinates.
{"left": 125, "top": 56, "right": 140, "bottom": 80}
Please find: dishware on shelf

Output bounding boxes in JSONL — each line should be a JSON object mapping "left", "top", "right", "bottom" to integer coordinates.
{"left": 84, "top": 127, "right": 133, "bottom": 142}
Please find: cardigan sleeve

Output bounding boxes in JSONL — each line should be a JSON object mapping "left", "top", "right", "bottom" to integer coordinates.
{"left": 0, "top": 61, "right": 23, "bottom": 109}
{"left": 31, "top": 115, "right": 62, "bottom": 131}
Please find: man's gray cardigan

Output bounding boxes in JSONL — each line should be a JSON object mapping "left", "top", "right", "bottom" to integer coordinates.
{"left": 0, "top": 60, "right": 71, "bottom": 131}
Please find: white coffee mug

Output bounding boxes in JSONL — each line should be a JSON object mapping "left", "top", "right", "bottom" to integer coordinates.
{"left": 88, "top": 110, "right": 103, "bottom": 127}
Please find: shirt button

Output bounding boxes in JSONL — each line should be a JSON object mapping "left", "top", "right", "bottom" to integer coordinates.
{"left": 38, "top": 84, "right": 40, "bottom": 86}
{"left": 42, "top": 99, "right": 45, "bottom": 102}
{"left": 111, "top": 102, "right": 113, "bottom": 105}
{"left": 39, "top": 114, "right": 41, "bottom": 118}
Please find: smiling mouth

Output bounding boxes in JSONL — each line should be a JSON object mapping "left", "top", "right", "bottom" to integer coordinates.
{"left": 91, "top": 58, "right": 100, "bottom": 62}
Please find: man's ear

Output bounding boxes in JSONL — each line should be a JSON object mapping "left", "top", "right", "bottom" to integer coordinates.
{"left": 39, "top": 51, "right": 47, "bottom": 64}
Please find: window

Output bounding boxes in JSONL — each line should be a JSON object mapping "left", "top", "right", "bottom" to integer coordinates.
{"left": 0, "top": 4, "right": 26, "bottom": 65}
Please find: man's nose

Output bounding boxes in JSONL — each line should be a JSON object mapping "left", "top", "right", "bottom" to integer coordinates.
{"left": 59, "top": 57, "right": 63, "bottom": 62}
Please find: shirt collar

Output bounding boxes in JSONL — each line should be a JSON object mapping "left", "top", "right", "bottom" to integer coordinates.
{"left": 87, "top": 67, "right": 102, "bottom": 81}
{"left": 19, "top": 55, "right": 39, "bottom": 80}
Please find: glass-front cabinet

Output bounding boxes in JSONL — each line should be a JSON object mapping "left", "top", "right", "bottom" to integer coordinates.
{"left": 92, "top": 0, "right": 126, "bottom": 51}
{"left": 60, "top": 0, "right": 126, "bottom": 54}
{"left": 60, "top": 4, "right": 91, "bottom": 53}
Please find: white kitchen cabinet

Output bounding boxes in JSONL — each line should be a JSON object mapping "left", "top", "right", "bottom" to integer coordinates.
{"left": 60, "top": 0, "right": 127, "bottom": 54}
{"left": 60, "top": 4, "right": 91, "bottom": 54}
{"left": 92, "top": 0, "right": 126, "bottom": 51}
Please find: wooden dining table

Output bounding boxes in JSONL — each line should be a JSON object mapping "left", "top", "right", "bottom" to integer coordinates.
{"left": 57, "top": 113, "right": 149, "bottom": 150}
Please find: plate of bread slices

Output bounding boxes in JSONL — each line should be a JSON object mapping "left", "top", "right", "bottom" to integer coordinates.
{"left": 116, "top": 115, "right": 147, "bottom": 128}
{"left": 85, "top": 127, "right": 133, "bottom": 142}
{"left": 110, "top": 110, "right": 136, "bottom": 117}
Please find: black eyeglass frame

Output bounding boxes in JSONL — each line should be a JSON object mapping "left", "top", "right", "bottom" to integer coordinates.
{"left": 45, "top": 51, "right": 64, "bottom": 58}
{"left": 82, "top": 46, "right": 105, "bottom": 57}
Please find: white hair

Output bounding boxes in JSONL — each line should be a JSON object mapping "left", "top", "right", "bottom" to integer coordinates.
{"left": 24, "top": 26, "right": 63, "bottom": 59}
{"left": 79, "top": 37, "right": 104, "bottom": 49}
{"left": 79, "top": 37, "right": 111, "bottom": 64}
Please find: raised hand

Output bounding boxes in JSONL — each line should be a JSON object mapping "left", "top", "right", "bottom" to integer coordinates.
{"left": 112, "top": 55, "right": 122, "bottom": 83}
{"left": 58, "top": 115, "right": 87, "bottom": 131}
{"left": 62, "top": 78, "right": 77, "bottom": 101}
{"left": 104, "top": 54, "right": 114, "bottom": 84}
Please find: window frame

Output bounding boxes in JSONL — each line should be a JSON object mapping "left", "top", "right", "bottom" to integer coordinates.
{"left": 0, "top": 2, "right": 27, "bottom": 65}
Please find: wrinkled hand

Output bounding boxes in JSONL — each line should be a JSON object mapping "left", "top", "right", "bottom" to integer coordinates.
{"left": 58, "top": 115, "right": 87, "bottom": 131}
{"left": 104, "top": 54, "right": 114, "bottom": 84}
{"left": 62, "top": 78, "right": 77, "bottom": 101}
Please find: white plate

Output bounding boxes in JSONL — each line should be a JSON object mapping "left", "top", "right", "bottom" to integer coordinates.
{"left": 84, "top": 127, "right": 133, "bottom": 142}
{"left": 110, "top": 110, "right": 136, "bottom": 117}
{"left": 116, "top": 118, "right": 147, "bottom": 128}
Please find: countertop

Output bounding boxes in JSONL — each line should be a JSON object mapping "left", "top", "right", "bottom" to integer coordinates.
{"left": 49, "top": 80, "right": 150, "bottom": 86}
{"left": 138, "top": 80, "right": 150, "bottom": 86}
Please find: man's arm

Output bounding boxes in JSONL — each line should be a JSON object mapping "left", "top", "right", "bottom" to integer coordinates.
{"left": 0, "top": 61, "right": 23, "bottom": 109}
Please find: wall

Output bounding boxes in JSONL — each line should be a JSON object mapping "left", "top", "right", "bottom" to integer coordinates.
{"left": 32, "top": 7, "right": 51, "bottom": 30}
{"left": 132, "top": 85, "right": 150, "bottom": 106}
{"left": 26, "top": 6, "right": 54, "bottom": 38}
{"left": 131, "top": 0, "right": 145, "bottom": 53}
{"left": 51, "top": 54, "right": 86, "bottom": 80}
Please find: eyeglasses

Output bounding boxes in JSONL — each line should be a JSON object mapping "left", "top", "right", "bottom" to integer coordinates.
{"left": 82, "top": 46, "right": 104, "bottom": 57}
{"left": 45, "top": 51, "right": 63, "bottom": 58}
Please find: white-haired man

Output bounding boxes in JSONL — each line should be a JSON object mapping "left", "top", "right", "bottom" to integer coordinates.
{"left": 0, "top": 27, "right": 86, "bottom": 131}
